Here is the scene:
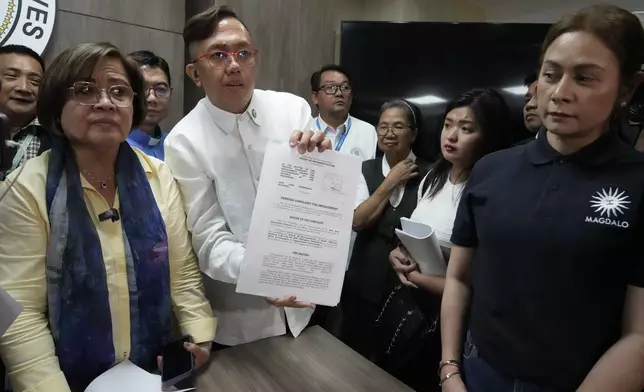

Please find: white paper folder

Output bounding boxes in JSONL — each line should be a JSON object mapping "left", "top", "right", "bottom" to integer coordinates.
{"left": 84, "top": 359, "right": 195, "bottom": 392}
{"left": 395, "top": 218, "right": 447, "bottom": 276}
{"left": 0, "top": 287, "right": 22, "bottom": 337}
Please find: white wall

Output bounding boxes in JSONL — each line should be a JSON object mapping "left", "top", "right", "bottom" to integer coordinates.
{"left": 360, "top": 0, "right": 485, "bottom": 22}
{"left": 481, "top": 0, "right": 644, "bottom": 23}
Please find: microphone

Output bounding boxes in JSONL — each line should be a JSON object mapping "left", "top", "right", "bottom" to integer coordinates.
{"left": 0, "top": 113, "right": 12, "bottom": 172}
{"left": 98, "top": 208, "right": 120, "bottom": 222}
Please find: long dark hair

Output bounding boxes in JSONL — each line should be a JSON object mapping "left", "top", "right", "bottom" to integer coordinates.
{"left": 423, "top": 88, "right": 513, "bottom": 199}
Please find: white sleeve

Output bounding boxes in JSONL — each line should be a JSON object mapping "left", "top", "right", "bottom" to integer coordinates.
{"left": 296, "top": 98, "right": 315, "bottom": 131}
{"left": 369, "top": 125, "right": 378, "bottom": 160}
{"left": 164, "top": 134, "right": 244, "bottom": 284}
{"left": 355, "top": 173, "right": 370, "bottom": 209}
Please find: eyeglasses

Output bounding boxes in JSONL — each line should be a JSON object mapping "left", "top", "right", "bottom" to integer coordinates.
{"left": 146, "top": 85, "right": 172, "bottom": 99}
{"left": 318, "top": 84, "right": 352, "bottom": 95}
{"left": 377, "top": 124, "right": 410, "bottom": 136}
{"left": 68, "top": 82, "right": 135, "bottom": 107}
{"left": 192, "top": 48, "right": 259, "bottom": 68}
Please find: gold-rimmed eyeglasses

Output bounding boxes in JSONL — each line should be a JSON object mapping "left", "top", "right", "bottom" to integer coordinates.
{"left": 68, "top": 81, "right": 135, "bottom": 108}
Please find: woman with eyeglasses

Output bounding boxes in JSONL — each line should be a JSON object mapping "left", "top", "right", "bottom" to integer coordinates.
{"left": 340, "top": 99, "right": 428, "bottom": 360}
{"left": 0, "top": 43, "right": 216, "bottom": 392}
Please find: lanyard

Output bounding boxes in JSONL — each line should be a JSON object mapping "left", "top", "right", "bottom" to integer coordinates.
{"left": 11, "top": 132, "right": 35, "bottom": 170}
{"left": 316, "top": 117, "right": 352, "bottom": 151}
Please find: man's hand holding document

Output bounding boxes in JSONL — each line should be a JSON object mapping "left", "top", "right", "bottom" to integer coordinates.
{"left": 236, "top": 143, "right": 361, "bottom": 307}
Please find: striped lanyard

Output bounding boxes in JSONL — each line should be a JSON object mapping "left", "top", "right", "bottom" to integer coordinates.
{"left": 316, "top": 117, "right": 352, "bottom": 151}
{"left": 11, "top": 132, "right": 35, "bottom": 170}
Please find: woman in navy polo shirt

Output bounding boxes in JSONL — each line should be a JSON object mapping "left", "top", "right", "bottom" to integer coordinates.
{"left": 440, "top": 5, "right": 644, "bottom": 392}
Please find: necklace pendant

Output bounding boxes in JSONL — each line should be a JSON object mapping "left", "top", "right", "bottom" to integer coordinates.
{"left": 100, "top": 181, "right": 108, "bottom": 189}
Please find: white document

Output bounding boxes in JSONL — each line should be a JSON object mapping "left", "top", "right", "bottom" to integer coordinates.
{"left": 395, "top": 217, "right": 447, "bottom": 276}
{"left": 0, "top": 286, "right": 22, "bottom": 337}
{"left": 236, "top": 143, "right": 361, "bottom": 307}
{"left": 84, "top": 359, "right": 194, "bottom": 392}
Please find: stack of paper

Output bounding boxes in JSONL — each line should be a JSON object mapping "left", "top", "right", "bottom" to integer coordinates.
{"left": 84, "top": 360, "right": 194, "bottom": 392}
{"left": 395, "top": 218, "right": 447, "bottom": 276}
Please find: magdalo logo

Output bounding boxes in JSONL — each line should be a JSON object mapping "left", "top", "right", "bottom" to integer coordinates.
{"left": 585, "top": 187, "right": 631, "bottom": 228}
{"left": 350, "top": 148, "right": 362, "bottom": 157}
{"left": 0, "top": 0, "right": 56, "bottom": 55}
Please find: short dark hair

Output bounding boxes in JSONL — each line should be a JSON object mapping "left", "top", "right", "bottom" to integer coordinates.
{"left": 310, "top": 64, "right": 351, "bottom": 92}
{"left": 0, "top": 44, "right": 45, "bottom": 71}
{"left": 184, "top": 5, "right": 247, "bottom": 59}
{"left": 38, "top": 42, "right": 147, "bottom": 136}
{"left": 541, "top": 5, "right": 644, "bottom": 81}
{"left": 524, "top": 72, "right": 538, "bottom": 87}
{"left": 128, "top": 50, "right": 172, "bottom": 86}
{"left": 423, "top": 89, "right": 513, "bottom": 200}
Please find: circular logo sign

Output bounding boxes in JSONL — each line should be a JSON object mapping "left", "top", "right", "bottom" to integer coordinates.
{"left": 0, "top": 0, "right": 56, "bottom": 55}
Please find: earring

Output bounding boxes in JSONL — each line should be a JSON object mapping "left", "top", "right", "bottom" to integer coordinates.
{"left": 621, "top": 101, "right": 628, "bottom": 107}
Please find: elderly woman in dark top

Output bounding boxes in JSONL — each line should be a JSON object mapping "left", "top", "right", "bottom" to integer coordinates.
{"left": 0, "top": 42, "right": 216, "bottom": 392}
{"left": 341, "top": 99, "right": 429, "bottom": 359}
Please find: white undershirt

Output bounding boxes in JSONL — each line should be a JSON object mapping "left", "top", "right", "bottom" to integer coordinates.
{"left": 410, "top": 172, "right": 466, "bottom": 249}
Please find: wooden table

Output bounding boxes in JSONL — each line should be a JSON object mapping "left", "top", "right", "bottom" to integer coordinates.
{"left": 196, "top": 326, "right": 414, "bottom": 392}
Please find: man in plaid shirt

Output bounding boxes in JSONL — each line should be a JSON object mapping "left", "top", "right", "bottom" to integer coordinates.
{"left": 0, "top": 44, "right": 50, "bottom": 390}
{"left": 0, "top": 45, "right": 49, "bottom": 180}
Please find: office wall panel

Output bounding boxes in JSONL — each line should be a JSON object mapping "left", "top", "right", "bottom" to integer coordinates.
{"left": 481, "top": 0, "right": 642, "bottom": 22}
{"left": 183, "top": 0, "right": 215, "bottom": 114}
{"left": 194, "top": 0, "right": 363, "bottom": 111}
{"left": 58, "top": 0, "right": 185, "bottom": 33}
{"left": 362, "top": 0, "right": 486, "bottom": 22}
{"left": 199, "top": 0, "right": 485, "bottom": 112}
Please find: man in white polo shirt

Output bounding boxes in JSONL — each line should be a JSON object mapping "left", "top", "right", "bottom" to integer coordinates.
{"left": 311, "top": 65, "right": 377, "bottom": 161}
{"left": 165, "top": 5, "right": 329, "bottom": 348}
{"left": 309, "top": 65, "right": 377, "bottom": 332}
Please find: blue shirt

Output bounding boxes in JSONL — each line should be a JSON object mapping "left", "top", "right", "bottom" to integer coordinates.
{"left": 127, "top": 127, "right": 168, "bottom": 160}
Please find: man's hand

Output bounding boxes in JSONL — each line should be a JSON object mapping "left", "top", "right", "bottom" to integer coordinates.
{"left": 289, "top": 130, "right": 332, "bottom": 154}
{"left": 266, "top": 295, "right": 316, "bottom": 309}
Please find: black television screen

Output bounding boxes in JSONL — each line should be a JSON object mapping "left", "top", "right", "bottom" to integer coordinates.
{"left": 340, "top": 21, "right": 551, "bottom": 160}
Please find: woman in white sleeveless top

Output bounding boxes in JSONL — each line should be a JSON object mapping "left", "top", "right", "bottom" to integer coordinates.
{"left": 390, "top": 89, "right": 513, "bottom": 291}
{"left": 385, "top": 89, "right": 513, "bottom": 391}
